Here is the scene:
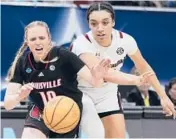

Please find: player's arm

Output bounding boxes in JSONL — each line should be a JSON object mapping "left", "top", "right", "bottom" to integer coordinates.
{"left": 71, "top": 37, "right": 149, "bottom": 86}
{"left": 129, "top": 49, "right": 176, "bottom": 117}
{"left": 126, "top": 34, "right": 176, "bottom": 117}
{"left": 4, "top": 83, "right": 22, "bottom": 110}
{"left": 64, "top": 48, "right": 108, "bottom": 87}
{"left": 5, "top": 82, "right": 34, "bottom": 111}
{"left": 4, "top": 57, "right": 33, "bottom": 110}
{"left": 79, "top": 53, "right": 147, "bottom": 86}
{"left": 77, "top": 59, "right": 109, "bottom": 87}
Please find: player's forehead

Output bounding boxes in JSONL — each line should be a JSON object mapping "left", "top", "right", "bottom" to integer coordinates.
{"left": 89, "top": 10, "right": 112, "bottom": 22}
{"left": 27, "top": 25, "right": 48, "bottom": 38}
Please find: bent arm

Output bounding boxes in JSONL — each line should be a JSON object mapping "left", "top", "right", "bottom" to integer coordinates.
{"left": 79, "top": 53, "right": 139, "bottom": 85}
{"left": 4, "top": 83, "right": 22, "bottom": 110}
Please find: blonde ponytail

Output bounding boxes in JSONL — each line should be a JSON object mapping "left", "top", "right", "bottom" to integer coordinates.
{"left": 6, "top": 42, "right": 28, "bottom": 82}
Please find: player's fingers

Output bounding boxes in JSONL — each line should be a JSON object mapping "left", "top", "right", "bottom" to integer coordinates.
{"left": 100, "top": 59, "right": 108, "bottom": 67}
{"left": 174, "top": 112, "right": 176, "bottom": 119}
{"left": 163, "top": 107, "right": 172, "bottom": 116}
{"left": 25, "top": 85, "right": 34, "bottom": 90}
{"left": 142, "top": 71, "right": 155, "bottom": 78}
{"left": 165, "top": 114, "right": 172, "bottom": 117}
{"left": 102, "top": 59, "right": 111, "bottom": 68}
{"left": 99, "top": 59, "right": 105, "bottom": 66}
{"left": 169, "top": 105, "right": 176, "bottom": 119}
{"left": 139, "top": 77, "right": 146, "bottom": 84}
{"left": 22, "top": 85, "right": 33, "bottom": 91}
{"left": 29, "top": 83, "right": 35, "bottom": 88}
{"left": 172, "top": 112, "right": 176, "bottom": 119}
{"left": 163, "top": 110, "right": 171, "bottom": 117}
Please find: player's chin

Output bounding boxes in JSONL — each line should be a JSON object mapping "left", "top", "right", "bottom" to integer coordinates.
{"left": 35, "top": 50, "right": 44, "bottom": 55}
{"left": 97, "top": 36, "right": 106, "bottom": 41}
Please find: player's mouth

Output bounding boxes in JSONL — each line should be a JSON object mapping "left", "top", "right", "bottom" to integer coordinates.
{"left": 97, "top": 34, "right": 106, "bottom": 39}
{"left": 35, "top": 46, "right": 45, "bottom": 55}
{"left": 35, "top": 46, "right": 43, "bottom": 52}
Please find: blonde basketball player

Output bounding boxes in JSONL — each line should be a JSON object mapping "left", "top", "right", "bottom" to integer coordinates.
{"left": 4, "top": 21, "right": 111, "bottom": 138}
{"left": 71, "top": 2, "right": 176, "bottom": 138}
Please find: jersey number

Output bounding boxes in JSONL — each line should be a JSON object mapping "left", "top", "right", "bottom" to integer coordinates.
{"left": 39, "top": 91, "right": 56, "bottom": 105}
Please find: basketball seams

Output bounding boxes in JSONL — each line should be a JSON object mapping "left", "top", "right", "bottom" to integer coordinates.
{"left": 43, "top": 96, "right": 80, "bottom": 134}
{"left": 55, "top": 117, "right": 80, "bottom": 132}
{"left": 51, "top": 102, "right": 75, "bottom": 129}
{"left": 44, "top": 106, "right": 50, "bottom": 124}
{"left": 49, "top": 96, "right": 64, "bottom": 125}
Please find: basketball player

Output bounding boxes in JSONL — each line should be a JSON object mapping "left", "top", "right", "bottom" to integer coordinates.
{"left": 4, "top": 21, "right": 111, "bottom": 138}
{"left": 4, "top": 21, "right": 152, "bottom": 138}
{"left": 71, "top": 2, "right": 176, "bottom": 138}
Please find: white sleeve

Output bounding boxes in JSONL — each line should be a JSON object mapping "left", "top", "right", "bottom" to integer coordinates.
{"left": 125, "top": 34, "right": 139, "bottom": 55}
{"left": 71, "top": 36, "right": 94, "bottom": 56}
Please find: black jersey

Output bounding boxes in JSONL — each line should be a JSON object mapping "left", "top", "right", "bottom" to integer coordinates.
{"left": 10, "top": 47, "right": 85, "bottom": 111}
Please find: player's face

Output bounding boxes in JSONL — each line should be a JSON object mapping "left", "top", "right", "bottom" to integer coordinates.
{"left": 26, "top": 25, "right": 51, "bottom": 60}
{"left": 88, "top": 10, "right": 114, "bottom": 45}
{"left": 170, "top": 83, "right": 176, "bottom": 100}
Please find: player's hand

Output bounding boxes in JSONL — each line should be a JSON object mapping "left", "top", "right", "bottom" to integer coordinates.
{"left": 17, "top": 83, "right": 34, "bottom": 101}
{"left": 91, "top": 58, "right": 111, "bottom": 80}
{"left": 161, "top": 96, "right": 176, "bottom": 119}
{"left": 134, "top": 71, "right": 155, "bottom": 86}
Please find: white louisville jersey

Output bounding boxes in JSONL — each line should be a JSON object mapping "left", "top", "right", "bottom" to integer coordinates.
{"left": 71, "top": 29, "right": 139, "bottom": 102}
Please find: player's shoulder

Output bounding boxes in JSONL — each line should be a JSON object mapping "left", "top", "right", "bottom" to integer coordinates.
{"left": 73, "top": 32, "right": 92, "bottom": 45}
{"left": 56, "top": 46, "right": 74, "bottom": 58}
{"left": 113, "top": 29, "right": 136, "bottom": 41}
{"left": 55, "top": 46, "right": 69, "bottom": 54}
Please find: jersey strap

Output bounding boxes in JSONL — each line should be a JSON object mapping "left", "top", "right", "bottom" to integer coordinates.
{"left": 27, "top": 52, "right": 50, "bottom": 70}
{"left": 119, "top": 31, "right": 123, "bottom": 39}
{"left": 84, "top": 34, "right": 91, "bottom": 43}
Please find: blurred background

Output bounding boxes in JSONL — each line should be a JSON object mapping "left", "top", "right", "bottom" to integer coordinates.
{"left": 1, "top": 0, "right": 176, "bottom": 138}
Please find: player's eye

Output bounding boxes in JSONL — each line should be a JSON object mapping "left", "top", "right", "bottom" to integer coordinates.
{"left": 102, "top": 21, "right": 109, "bottom": 26}
{"left": 39, "top": 36, "right": 45, "bottom": 40}
{"left": 90, "top": 22, "right": 97, "bottom": 27}
{"left": 30, "top": 37, "right": 36, "bottom": 41}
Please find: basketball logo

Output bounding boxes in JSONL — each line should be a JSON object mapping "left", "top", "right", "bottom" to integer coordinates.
{"left": 26, "top": 68, "right": 32, "bottom": 73}
{"left": 116, "top": 47, "right": 124, "bottom": 55}
{"left": 49, "top": 65, "right": 55, "bottom": 71}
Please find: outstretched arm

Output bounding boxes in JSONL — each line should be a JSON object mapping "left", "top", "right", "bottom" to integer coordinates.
{"left": 129, "top": 49, "right": 176, "bottom": 118}
{"left": 79, "top": 53, "right": 150, "bottom": 86}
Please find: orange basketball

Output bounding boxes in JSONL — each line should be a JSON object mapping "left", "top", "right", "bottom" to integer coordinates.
{"left": 43, "top": 96, "right": 80, "bottom": 134}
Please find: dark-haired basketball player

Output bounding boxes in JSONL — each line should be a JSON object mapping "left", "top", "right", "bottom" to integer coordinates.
{"left": 4, "top": 21, "right": 111, "bottom": 138}
{"left": 71, "top": 1, "right": 176, "bottom": 138}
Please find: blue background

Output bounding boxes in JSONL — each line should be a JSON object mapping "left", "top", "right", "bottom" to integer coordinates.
{"left": 2, "top": 5, "right": 176, "bottom": 89}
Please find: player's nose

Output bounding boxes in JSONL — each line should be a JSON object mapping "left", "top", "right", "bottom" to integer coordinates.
{"left": 35, "top": 38, "right": 41, "bottom": 45}
{"left": 97, "top": 24, "right": 104, "bottom": 32}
